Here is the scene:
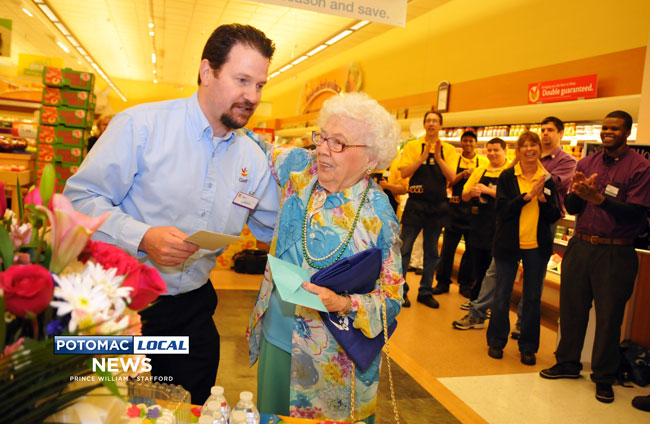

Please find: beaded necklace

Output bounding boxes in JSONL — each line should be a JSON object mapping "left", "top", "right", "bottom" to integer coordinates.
{"left": 302, "top": 179, "right": 370, "bottom": 269}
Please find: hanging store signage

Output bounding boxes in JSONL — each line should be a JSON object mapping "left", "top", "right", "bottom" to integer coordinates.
{"left": 257, "top": 0, "right": 407, "bottom": 27}
{"left": 528, "top": 74, "right": 598, "bottom": 104}
{"left": 17, "top": 53, "right": 64, "bottom": 79}
{"left": 0, "top": 18, "right": 12, "bottom": 57}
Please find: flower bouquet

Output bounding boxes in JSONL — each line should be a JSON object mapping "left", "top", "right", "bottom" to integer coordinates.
{"left": 0, "top": 165, "right": 166, "bottom": 423}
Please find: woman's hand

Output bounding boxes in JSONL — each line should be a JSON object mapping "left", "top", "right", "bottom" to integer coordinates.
{"left": 524, "top": 178, "right": 545, "bottom": 201}
{"left": 302, "top": 282, "right": 349, "bottom": 313}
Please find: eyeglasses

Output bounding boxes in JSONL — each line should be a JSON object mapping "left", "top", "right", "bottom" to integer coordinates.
{"left": 312, "top": 131, "right": 368, "bottom": 153}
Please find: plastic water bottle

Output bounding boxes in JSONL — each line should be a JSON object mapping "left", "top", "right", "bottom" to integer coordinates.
{"left": 198, "top": 415, "right": 214, "bottom": 424}
{"left": 230, "top": 410, "right": 248, "bottom": 424}
{"left": 212, "top": 385, "right": 231, "bottom": 421}
{"left": 233, "top": 391, "right": 260, "bottom": 424}
{"left": 201, "top": 401, "right": 225, "bottom": 424}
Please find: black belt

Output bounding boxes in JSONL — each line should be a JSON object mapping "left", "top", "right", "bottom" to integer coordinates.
{"left": 574, "top": 232, "right": 634, "bottom": 246}
{"left": 449, "top": 196, "right": 460, "bottom": 204}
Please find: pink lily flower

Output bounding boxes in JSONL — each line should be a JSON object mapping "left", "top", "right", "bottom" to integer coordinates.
{"left": 40, "top": 194, "right": 110, "bottom": 273}
{"left": 24, "top": 186, "right": 43, "bottom": 207}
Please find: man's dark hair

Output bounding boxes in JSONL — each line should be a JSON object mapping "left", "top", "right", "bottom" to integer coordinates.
{"left": 541, "top": 116, "right": 564, "bottom": 132}
{"left": 605, "top": 110, "right": 633, "bottom": 131}
{"left": 197, "top": 24, "right": 275, "bottom": 85}
{"left": 460, "top": 130, "right": 477, "bottom": 141}
{"left": 423, "top": 110, "right": 443, "bottom": 126}
{"left": 486, "top": 137, "right": 506, "bottom": 150}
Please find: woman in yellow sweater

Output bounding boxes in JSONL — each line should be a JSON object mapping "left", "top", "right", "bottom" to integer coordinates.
{"left": 486, "top": 132, "right": 562, "bottom": 365}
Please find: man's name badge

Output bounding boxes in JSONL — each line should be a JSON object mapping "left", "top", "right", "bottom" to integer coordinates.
{"left": 233, "top": 192, "right": 259, "bottom": 210}
{"left": 543, "top": 187, "right": 551, "bottom": 196}
{"left": 604, "top": 184, "right": 619, "bottom": 197}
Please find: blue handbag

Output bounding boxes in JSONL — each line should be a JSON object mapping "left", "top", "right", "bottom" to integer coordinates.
{"left": 311, "top": 248, "right": 398, "bottom": 371}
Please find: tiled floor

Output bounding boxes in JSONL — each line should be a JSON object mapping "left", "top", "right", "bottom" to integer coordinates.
{"left": 209, "top": 269, "right": 649, "bottom": 423}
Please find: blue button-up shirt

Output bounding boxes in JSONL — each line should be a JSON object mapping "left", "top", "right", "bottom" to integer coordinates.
{"left": 64, "top": 92, "right": 279, "bottom": 294}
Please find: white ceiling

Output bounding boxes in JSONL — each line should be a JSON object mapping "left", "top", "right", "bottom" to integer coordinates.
{"left": 2, "top": 0, "right": 449, "bottom": 90}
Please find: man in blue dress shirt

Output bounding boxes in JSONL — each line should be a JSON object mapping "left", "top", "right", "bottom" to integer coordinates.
{"left": 64, "top": 24, "right": 279, "bottom": 404}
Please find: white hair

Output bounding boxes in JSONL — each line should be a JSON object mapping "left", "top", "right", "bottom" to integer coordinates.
{"left": 317, "top": 92, "right": 401, "bottom": 170}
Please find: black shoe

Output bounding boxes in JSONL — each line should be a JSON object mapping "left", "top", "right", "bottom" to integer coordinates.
{"left": 407, "top": 266, "right": 418, "bottom": 272}
{"left": 632, "top": 394, "right": 650, "bottom": 412}
{"left": 521, "top": 352, "right": 536, "bottom": 365}
{"left": 488, "top": 347, "right": 503, "bottom": 359}
{"left": 402, "top": 294, "right": 411, "bottom": 308}
{"left": 417, "top": 295, "right": 439, "bottom": 309}
{"left": 511, "top": 323, "right": 521, "bottom": 340}
{"left": 432, "top": 285, "right": 449, "bottom": 295}
{"left": 539, "top": 363, "right": 581, "bottom": 379}
{"left": 414, "top": 268, "right": 423, "bottom": 275}
{"left": 459, "top": 287, "right": 473, "bottom": 299}
{"left": 595, "top": 383, "right": 614, "bottom": 403}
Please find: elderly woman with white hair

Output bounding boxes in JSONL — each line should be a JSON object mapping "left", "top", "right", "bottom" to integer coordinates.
{"left": 247, "top": 92, "right": 404, "bottom": 423}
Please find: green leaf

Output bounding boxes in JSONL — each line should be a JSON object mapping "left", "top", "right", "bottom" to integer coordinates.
{"left": 93, "top": 358, "right": 125, "bottom": 401}
{"left": 0, "top": 225, "right": 14, "bottom": 271}
{"left": 16, "top": 176, "right": 24, "bottom": 221}
{"left": 39, "top": 164, "right": 56, "bottom": 207}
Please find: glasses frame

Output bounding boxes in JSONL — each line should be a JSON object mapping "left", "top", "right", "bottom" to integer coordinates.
{"left": 312, "top": 131, "right": 368, "bottom": 153}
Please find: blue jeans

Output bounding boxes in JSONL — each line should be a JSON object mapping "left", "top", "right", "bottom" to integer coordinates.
{"left": 400, "top": 223, "right": 443, "bottom": 297}
{"left": 468, "top": 257, "right": 497, "bottom": 322}
{"left": 487, "top": 248, "right": 549, "bottom": 353}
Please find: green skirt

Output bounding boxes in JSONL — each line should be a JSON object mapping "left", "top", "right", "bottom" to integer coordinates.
{"left": 257, "top": 335, "right": 375, "bottom": 423}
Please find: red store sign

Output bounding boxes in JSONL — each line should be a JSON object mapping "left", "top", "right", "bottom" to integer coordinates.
{"left": 528, "top": 74, "right": 598, "bottom": 104}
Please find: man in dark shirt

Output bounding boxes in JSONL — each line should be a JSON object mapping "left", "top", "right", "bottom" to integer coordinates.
{"left": 540, "top": 110, "right": 650, "bottom": 404}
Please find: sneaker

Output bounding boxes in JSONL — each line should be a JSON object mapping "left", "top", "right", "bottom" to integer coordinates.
{"left": 432, "top": 285, "right": 449, "bottom": 295}
{"left": 452, "top": 314, "right": 485, "bottom": 330}
{"left": 459, "top": 300, "right": 472, "bottom": 310}
{"left": 632, "top": 394, "right": 650, "bottom": 412}
{"left": 488, "top": 346, "right": 503, "bottom": 359}
{"left": 511, "top": 323, "right": 521, "bottom": 340}
{"left": 416, "top": 294, "right": 439, "bottom": 309}
{"left": 486, "top": 309, "right": 491, "bottom": 318}
{"left": 595, "top": 383, "right": 614, "bottom": 403}
{"left": 521, "top": 352, "right": 536, "bottom": 365}
{"left": 539, "top": 363, "right": 581, "bottom": 379}
{"left": 402, "top": 293, "right": 411, "bottom": 308}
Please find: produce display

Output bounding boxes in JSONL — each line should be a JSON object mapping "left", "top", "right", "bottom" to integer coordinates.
{"left": 37, "top": 66, "right": 95, "bottom": 193}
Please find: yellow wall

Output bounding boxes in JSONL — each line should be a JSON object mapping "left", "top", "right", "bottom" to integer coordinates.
{"left": 106, "top": 78, "right": 197, "bottom": 113}
{"left": 262, "top": 0, "right": 650, "bottom": 119}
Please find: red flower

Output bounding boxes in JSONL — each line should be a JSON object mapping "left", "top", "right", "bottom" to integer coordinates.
{"left": 83, "top": 240, "right": 140, "bottom": 275}
{"left": 128, "top": 264, "right": 166, "bottom": 310}
{"left": 82, "top": 240, "right": 166, "bottom": 310}
{"left": 0, "top": 264, "right": 54, "bottom": 318}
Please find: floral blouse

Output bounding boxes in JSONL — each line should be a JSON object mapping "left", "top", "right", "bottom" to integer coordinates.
{"left": 246, "top": 137, "right": 404, "bottom": 422}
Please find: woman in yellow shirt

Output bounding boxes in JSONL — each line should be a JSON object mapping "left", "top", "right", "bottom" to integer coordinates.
{"left": 486, "top": 132, "right": 562, "bottom": 366}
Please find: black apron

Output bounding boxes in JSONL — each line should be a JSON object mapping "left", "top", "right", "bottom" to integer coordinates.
{"left": 402, "top": 144, "right": 448, "bottom": 226}
{"left": 469, "top": 170, "right": 499, "bottom": 250}
{"left": 448, "top": 156, "right": 479, "bottom": 232}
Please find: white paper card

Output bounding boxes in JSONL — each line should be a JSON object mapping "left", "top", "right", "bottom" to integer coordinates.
{"left": 184, "top": 231, "right": 241, "bottom": 251}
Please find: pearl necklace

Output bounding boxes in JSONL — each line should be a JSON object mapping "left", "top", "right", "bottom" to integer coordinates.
{"left": 302, "top": 180, "right": 371, "bottom": 269}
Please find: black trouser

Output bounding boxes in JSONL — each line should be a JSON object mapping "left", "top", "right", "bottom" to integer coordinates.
{"left": 555, "top": 238, "right": 638, "bottom": 384}
{"left": 436, "top": 227, "right": 474, "bottom": 290}
{"left": 140, "top": 282, "right": 220, "bottom": 405}
{"left": 470, "top": 247, "right": 493, "bottom": 300}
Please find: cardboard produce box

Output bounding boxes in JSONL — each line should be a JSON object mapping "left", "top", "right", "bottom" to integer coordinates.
{"left": 43, "top": 66, "right": 95, "bottom": 91}
{"left": 53, "top": 144, "right": 85, "bottom": 165}
{"left": 36, "top": 144, "right": 55, "bottom": 163}
{"left": 37, "top": 125, "right": 87, "bottom": 146}
{"left": 40, "top": 106, "right": 93, "bottom": 128}
{"left": 42, "top": 87, "right": 96, "bottom": 110}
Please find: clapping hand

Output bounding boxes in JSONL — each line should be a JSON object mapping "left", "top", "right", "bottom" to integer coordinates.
{"left": 571, "top": 172, "right": 603, "bottom": 204}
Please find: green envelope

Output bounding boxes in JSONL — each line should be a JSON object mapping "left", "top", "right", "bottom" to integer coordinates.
{"left": 267, "top": 255, "right": 328, "bottom": 312}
